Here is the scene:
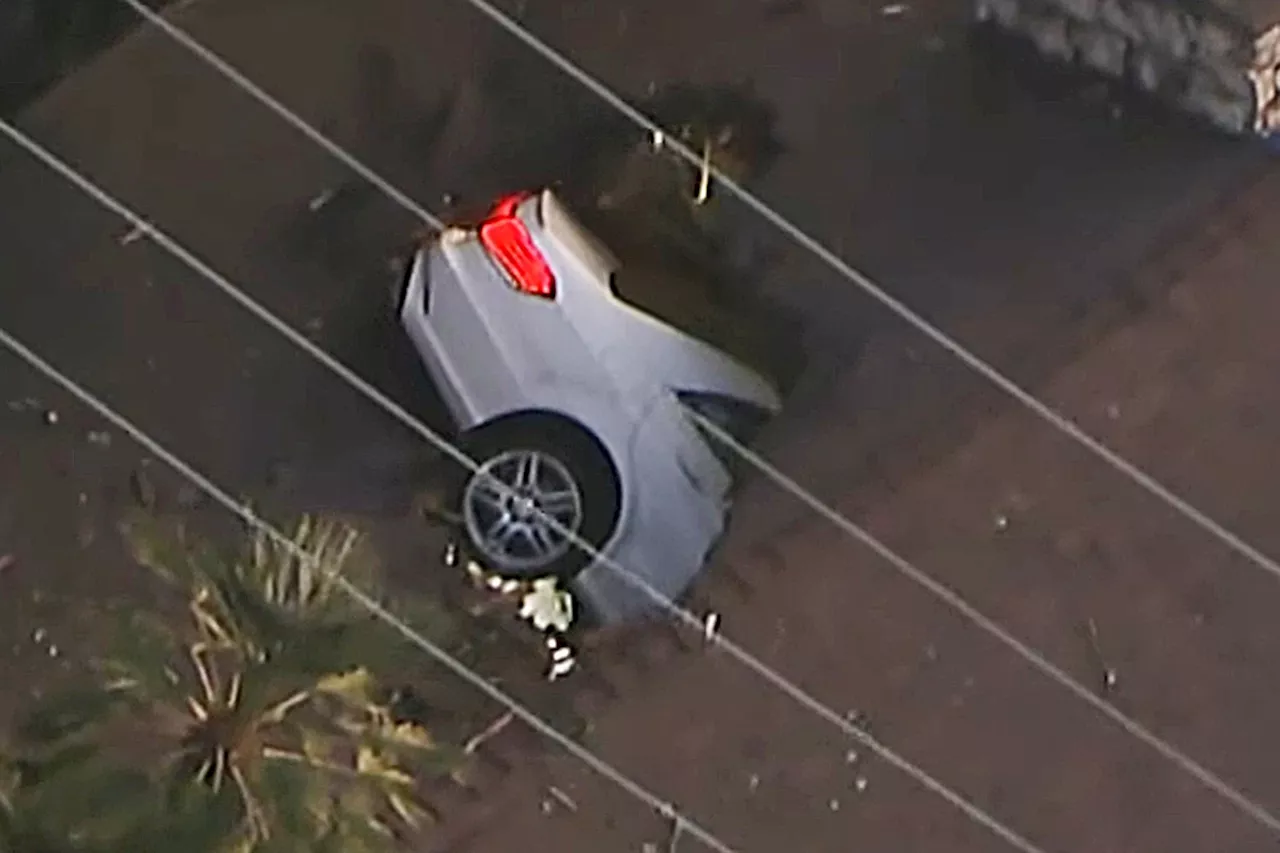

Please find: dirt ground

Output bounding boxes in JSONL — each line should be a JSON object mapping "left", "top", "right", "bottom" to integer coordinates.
{"left": 3, "top": 0, "right": 1280, "bottom": 851}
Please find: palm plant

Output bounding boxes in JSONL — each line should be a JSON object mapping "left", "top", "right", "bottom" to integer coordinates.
{"left": 3, "top": 513, "right": 462, "bottom": 853}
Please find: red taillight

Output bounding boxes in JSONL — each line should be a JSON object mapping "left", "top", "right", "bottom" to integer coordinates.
{"left": 478, "top": 195, "right": 556, "bottom": 299}
{"left": 488, "top": 193, "right": 526, "bottom": 219}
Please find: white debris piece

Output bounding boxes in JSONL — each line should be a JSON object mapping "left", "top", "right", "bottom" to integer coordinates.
{"left": 547, "top": 637, "right": 577, "bottom": 680}
{"left": 308, "top": 188, "right": 336, "bottom": 212}
{"left": 881, "top": 3, "right": 909, "bottom": 15}
{"left": 703, "top": 611, "right": 720, "bottom": 642}
{"left": 547, "top": 785, "right": 578, "bottom": 812}
{"left": 118, "top": 225, "right": 145, "bottom": 246}
{"left": 520, "top": 577, "right": 574, "bottom": 632}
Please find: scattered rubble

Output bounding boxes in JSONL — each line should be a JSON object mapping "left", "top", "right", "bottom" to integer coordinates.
{"left": 455, "top": 551, "right": 581, "bottom": 680}
{"left": 547, "top": 634, "right": 577, "bottom": 680}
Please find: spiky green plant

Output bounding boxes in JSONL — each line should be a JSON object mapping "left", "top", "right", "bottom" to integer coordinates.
{"left": 4, "top": 514, "right": 463, "bottom": 853}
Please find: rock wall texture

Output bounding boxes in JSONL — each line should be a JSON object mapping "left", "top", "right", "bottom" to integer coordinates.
{"left": 977, "top": 0, "right": 1280, "bottom": 132}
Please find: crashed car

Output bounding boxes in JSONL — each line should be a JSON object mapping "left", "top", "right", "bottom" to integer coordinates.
{"left": 394, "top": 188, "right": 782, "bottom": 625}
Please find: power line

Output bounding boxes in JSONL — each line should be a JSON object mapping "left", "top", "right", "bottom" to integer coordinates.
{"left": 99, "top": 1, "right": 1280, "bottom": 836}
{"left": 0, "top": 118, "right": 1050, "bottom": 853}
{"left": 0, "top": 324, "right": 734, "bottom": 853}
{"left": 687, "top": 411, "right": 1280, "bottom": 834}
{"left": 121, "top": 0, "right": 445, "bottom": 231}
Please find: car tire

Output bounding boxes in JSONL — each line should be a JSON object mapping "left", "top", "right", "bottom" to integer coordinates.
{"left": 452, "top": 417, "right": 621, "bottom": 580}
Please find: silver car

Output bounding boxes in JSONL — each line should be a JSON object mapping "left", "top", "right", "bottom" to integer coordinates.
{"left": 394, "top": 189, "right": 782, "bottom": 625}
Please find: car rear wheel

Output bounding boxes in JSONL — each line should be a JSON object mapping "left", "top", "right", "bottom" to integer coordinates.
{"left": 455, "top": 419, "right": 620, "bottom": 580}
